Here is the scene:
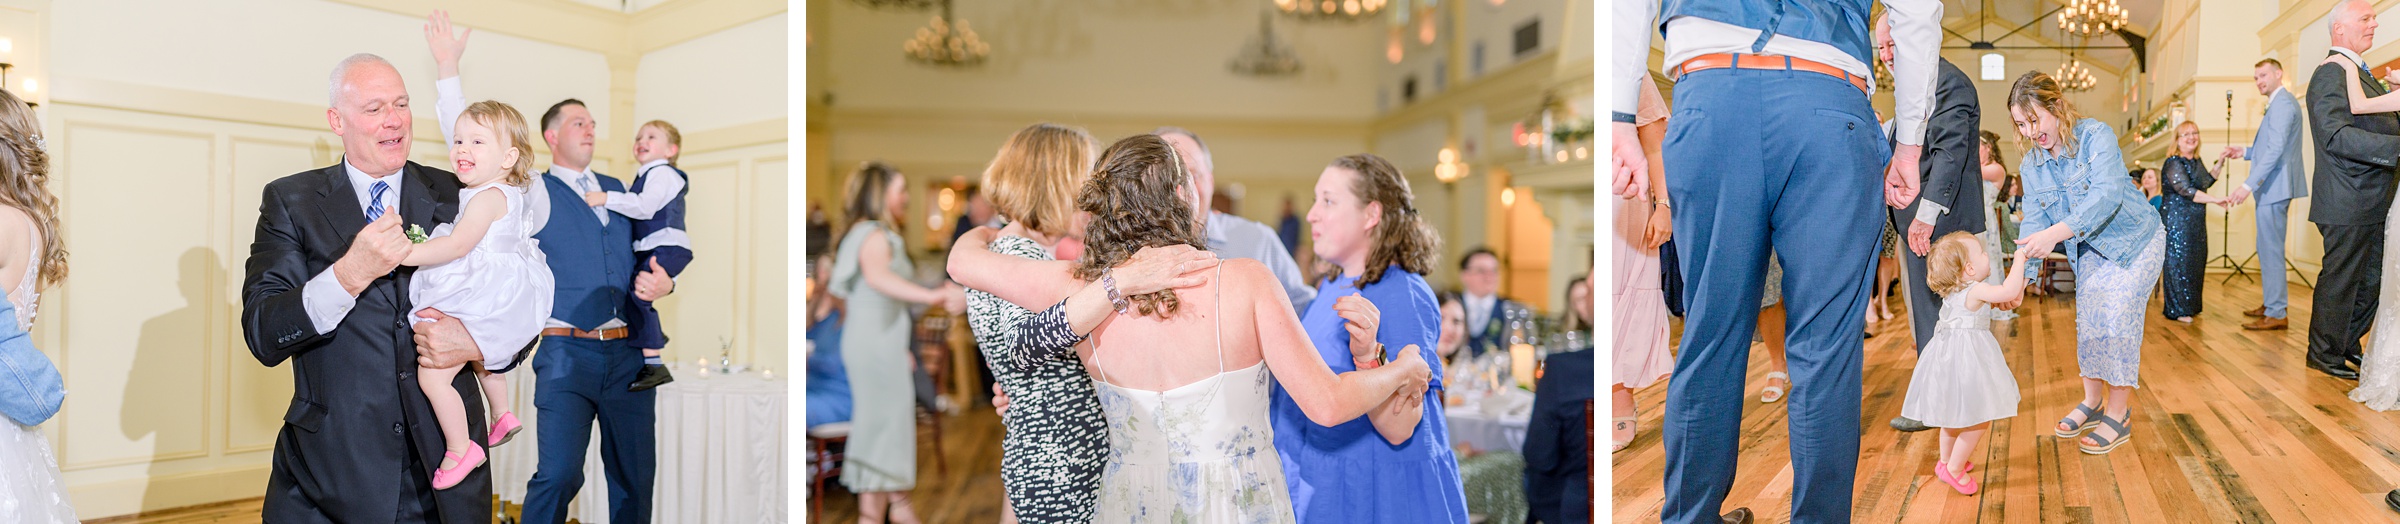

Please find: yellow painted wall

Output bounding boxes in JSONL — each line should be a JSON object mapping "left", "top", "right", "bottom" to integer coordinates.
{"left": 31, "top": 0, "right": 786, "bottom": 518}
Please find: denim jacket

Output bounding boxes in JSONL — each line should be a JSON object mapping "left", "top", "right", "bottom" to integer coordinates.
{"left": 2017, "top": 118, "right": 2163, "bottom": 278}
{"left": 0, "top": 299, "right": 56, "bottom": 426}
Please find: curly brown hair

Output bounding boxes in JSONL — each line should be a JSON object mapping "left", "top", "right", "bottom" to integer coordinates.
{"left": 1071, "top": 134, "right": 1204, "bottom": 318}
{"left": 1324, "top": 154, "right": 1439, "bottom": 286}
{"left": 0, "top": 90, "right": 61, "bottom": 287}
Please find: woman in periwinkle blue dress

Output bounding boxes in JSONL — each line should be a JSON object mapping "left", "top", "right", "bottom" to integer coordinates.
{"left": 1272, "top": 153, "right": 1469, "bottom": 522}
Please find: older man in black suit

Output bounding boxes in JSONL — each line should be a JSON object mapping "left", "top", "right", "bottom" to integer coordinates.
{"left": 1873, "top": 13, "right": 1985, "bottom": 433}
{"left": 240, "top": 52, "right": 493, "bottom": 523}
{"left": 2307, "top": 0, "right": 2400, "bottom": 381}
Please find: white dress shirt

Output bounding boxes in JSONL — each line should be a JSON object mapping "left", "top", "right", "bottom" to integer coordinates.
{"left": 1464, "top": 292, "right": 1497, "bottom": 335}
{"left": 298, "top": 161, "right": 405, "bottom": 335}
{"left": 1882, "top": 120, "right": 1951, "bottom": 225}
{"left": 1616, "top": 0, "right": 1943, "bottom": 146}
{"left": 433, "top": 75, "right": 626, "bottom": 331}
{"left": 2335, "top": 46, "right": 2367, "bottom": 74}
{"left": 606, "top": 159, "right": 693, "bottom": 252}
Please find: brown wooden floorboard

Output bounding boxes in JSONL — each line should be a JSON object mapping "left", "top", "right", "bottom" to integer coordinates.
{"left": 1613, "top": 274, "right": 2400, "bottom": 523}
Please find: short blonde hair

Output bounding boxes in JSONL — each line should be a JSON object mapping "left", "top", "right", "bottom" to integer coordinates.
{"left": 640, "top": 120, "right": 683, "bottom": 164}
{"left": 981, "top": 123, "right": 1097, "bottom": 238}
{"left": 461, "top": 100, "right": 535, "bottom": 187}
{"left": 1924, "top": 231, "right": 1984, "bottom": 296}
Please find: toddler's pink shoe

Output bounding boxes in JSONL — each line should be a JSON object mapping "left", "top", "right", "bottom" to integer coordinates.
{"left": 432, "top": 445, "right": 485, "bottom": 490}
{"left": 489, "top": 412, "right": 523, "bottom": 448}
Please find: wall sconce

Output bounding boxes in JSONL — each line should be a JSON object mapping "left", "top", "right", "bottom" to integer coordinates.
{"left": 938, "top": 187, "right": 957, "bottom": 211}
{"left": 1435, "top": 147, "right": 1470, "bottom": 183}
{"left": 1500, "top": 187, "right": 1516, "bottom": 207}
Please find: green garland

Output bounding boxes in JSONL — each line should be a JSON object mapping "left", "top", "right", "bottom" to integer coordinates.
{"left": 2137, "top": 116, "right": 2170, "bottom": 139}
{"left": 1549, "top": 119, "right": 1594, "bottom": 144}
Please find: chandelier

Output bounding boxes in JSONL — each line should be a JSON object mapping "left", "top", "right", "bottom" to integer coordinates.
{"left": 2055, "top": 57, "right": 2097, "bottom": 93}
{"left": 1274, "top": 0, "right": 1389, "bottom": 22}
{"left": 904, "top": 0, "right": 987, "bottom": 67}
{"left": 2057, "top": 0, "right": 2128, "bottom": 38}
{"left": 1230, "top": 11, "right": 1301, "bottom": 77}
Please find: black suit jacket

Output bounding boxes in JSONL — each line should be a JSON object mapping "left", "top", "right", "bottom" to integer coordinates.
{"left": 1523, "top": 347, "right": 1593, "bottom": 524}
{"left": 2308, "top": 52, "right": 2400, "bottom": 226}
{"left": 1894, "top": 58, "right": 1986, "bottom": 235}
{"left": 240, "top": 161, "right": 488, "bottom": 523}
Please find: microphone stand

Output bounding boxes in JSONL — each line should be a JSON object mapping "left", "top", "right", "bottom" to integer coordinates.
{"left": 2210, "top": 89, "right": 2256, "bottom": 283}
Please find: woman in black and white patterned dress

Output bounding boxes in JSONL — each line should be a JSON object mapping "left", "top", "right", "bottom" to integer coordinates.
{"left": 952, "top": 123, "right": 1219, "bottom": 522}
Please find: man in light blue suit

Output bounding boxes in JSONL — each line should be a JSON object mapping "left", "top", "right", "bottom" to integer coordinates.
{"left": 2222, "top": 57, "right": 2311, "bottom": 331}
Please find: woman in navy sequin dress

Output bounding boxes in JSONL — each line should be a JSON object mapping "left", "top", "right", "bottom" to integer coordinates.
{"left": 2160, "top": 122, "right": 2227, "bottom": 322}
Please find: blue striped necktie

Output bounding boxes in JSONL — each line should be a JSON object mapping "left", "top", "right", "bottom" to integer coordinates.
{"left": 365, "top": 180, "right": 390, "bottom": 221}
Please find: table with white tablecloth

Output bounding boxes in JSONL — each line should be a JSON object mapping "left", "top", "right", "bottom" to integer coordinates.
{"left": 1447, "top": 389, "right": 1533, "bottom": 454}
{"left": 494, "top": 367, "right": 789, "bottom": 523}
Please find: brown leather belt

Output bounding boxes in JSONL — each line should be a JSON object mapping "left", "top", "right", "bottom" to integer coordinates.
{"left": 1672, "top": 53, "right": 1871, "bottom": 94}
{"left": 542, "top": 327, "right": 630, "bottom": 340}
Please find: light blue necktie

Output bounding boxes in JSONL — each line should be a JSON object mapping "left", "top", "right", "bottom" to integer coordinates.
{"left": 581, "top": 176, "right": 607, "bottom": 224}
{"left": 365, "top": 180, "right": 390, "bottom": 221}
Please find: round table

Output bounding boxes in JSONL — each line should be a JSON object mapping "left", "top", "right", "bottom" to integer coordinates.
{"left": 1447, "top": 391, "right": 1533, "bottom": 453}
{"left": 494, "top": 368, "right": 789, "bottom": 523}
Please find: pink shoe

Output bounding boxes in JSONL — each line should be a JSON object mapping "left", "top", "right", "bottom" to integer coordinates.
{"left": 1934, "top": 461, "right": 1979, "bottom": 495}
{"left": 489, "top": 412, "right": 523, "bottom": 448}
{"left": 432, "top": 445, "right": 485, "bottom": 490}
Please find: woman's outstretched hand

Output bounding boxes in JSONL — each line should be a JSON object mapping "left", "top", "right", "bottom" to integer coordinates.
{"left": 1111, "top": 244, "right": 1219, "bottom": 295}
{"left": 1333, "top": 293, "right": 1381, "bottom": 362}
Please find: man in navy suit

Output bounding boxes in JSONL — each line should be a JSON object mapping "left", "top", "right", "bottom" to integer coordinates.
{"left": 2220, "top": 58, "right": 2311, "bottom": 332}
{"left": 420, "top": 15, "right": 679, "bottom": 523}
{"left": 1457, "top": 246, "right": 1525, "bottom": 359}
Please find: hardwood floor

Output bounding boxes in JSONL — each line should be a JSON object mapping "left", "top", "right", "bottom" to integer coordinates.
{"left": 1612, "top": 275, "right": 2400, "bottom": 523}
{"left": 811, "top": 406, "right": 1009, "bottom": 523}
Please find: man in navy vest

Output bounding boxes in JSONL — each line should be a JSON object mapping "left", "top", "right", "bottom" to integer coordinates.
{"left": 418, "top": 15, "right": 677, "bottom": 523}
{"left": 1614, "top": 1, "right": 1946, "bottom": 522}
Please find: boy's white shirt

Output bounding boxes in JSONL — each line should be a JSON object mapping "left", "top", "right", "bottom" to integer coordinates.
{"left": 605, "top": 160, "right": 682, "bottom": 220}
{"left": 607, "top": 160, "right": 694, "bottom": 252}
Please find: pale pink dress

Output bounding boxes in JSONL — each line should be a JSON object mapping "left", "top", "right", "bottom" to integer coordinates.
{"left": 1614, "top": 79, "right": 1673, "bottom": 389}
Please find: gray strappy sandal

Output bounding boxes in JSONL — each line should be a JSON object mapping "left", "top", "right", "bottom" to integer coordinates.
{"left": 2079, "top": 411, "right": 2132, "bottom": 455}
{"left": 2055, "top": 402, "right": 2102, "bottom": 439}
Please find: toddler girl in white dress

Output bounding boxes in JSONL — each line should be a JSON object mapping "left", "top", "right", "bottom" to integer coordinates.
{"left": 408, "top": 100, "right": 554, "bottom": 490}
{"left": 1901, "top": 231, "right": 2028, "bottom": 496}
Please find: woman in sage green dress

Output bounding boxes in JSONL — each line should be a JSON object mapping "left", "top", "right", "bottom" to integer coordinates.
{"left": 830, "top": 161, "right": 964, "bottom": 524}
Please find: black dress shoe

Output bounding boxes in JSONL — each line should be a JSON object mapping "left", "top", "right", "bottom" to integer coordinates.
{"left": 2386, "top": 489, "right": 2400, "bottom": 513}
{"left": 629, "top": 364, "right": 676, "bottom": 391}
{"left": 1891, "top": 416, "right": 1932, "bottom": 432}
{"left": 2309, "top": 359, "right": 2361, "bottom": 380}
{"left": 1721, "top": 507, "right": 1754, "bottom": 524}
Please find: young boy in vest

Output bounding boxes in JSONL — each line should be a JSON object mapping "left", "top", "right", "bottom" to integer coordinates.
{"left": 585, "top": 120, "right": 694, "bottom": 391}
